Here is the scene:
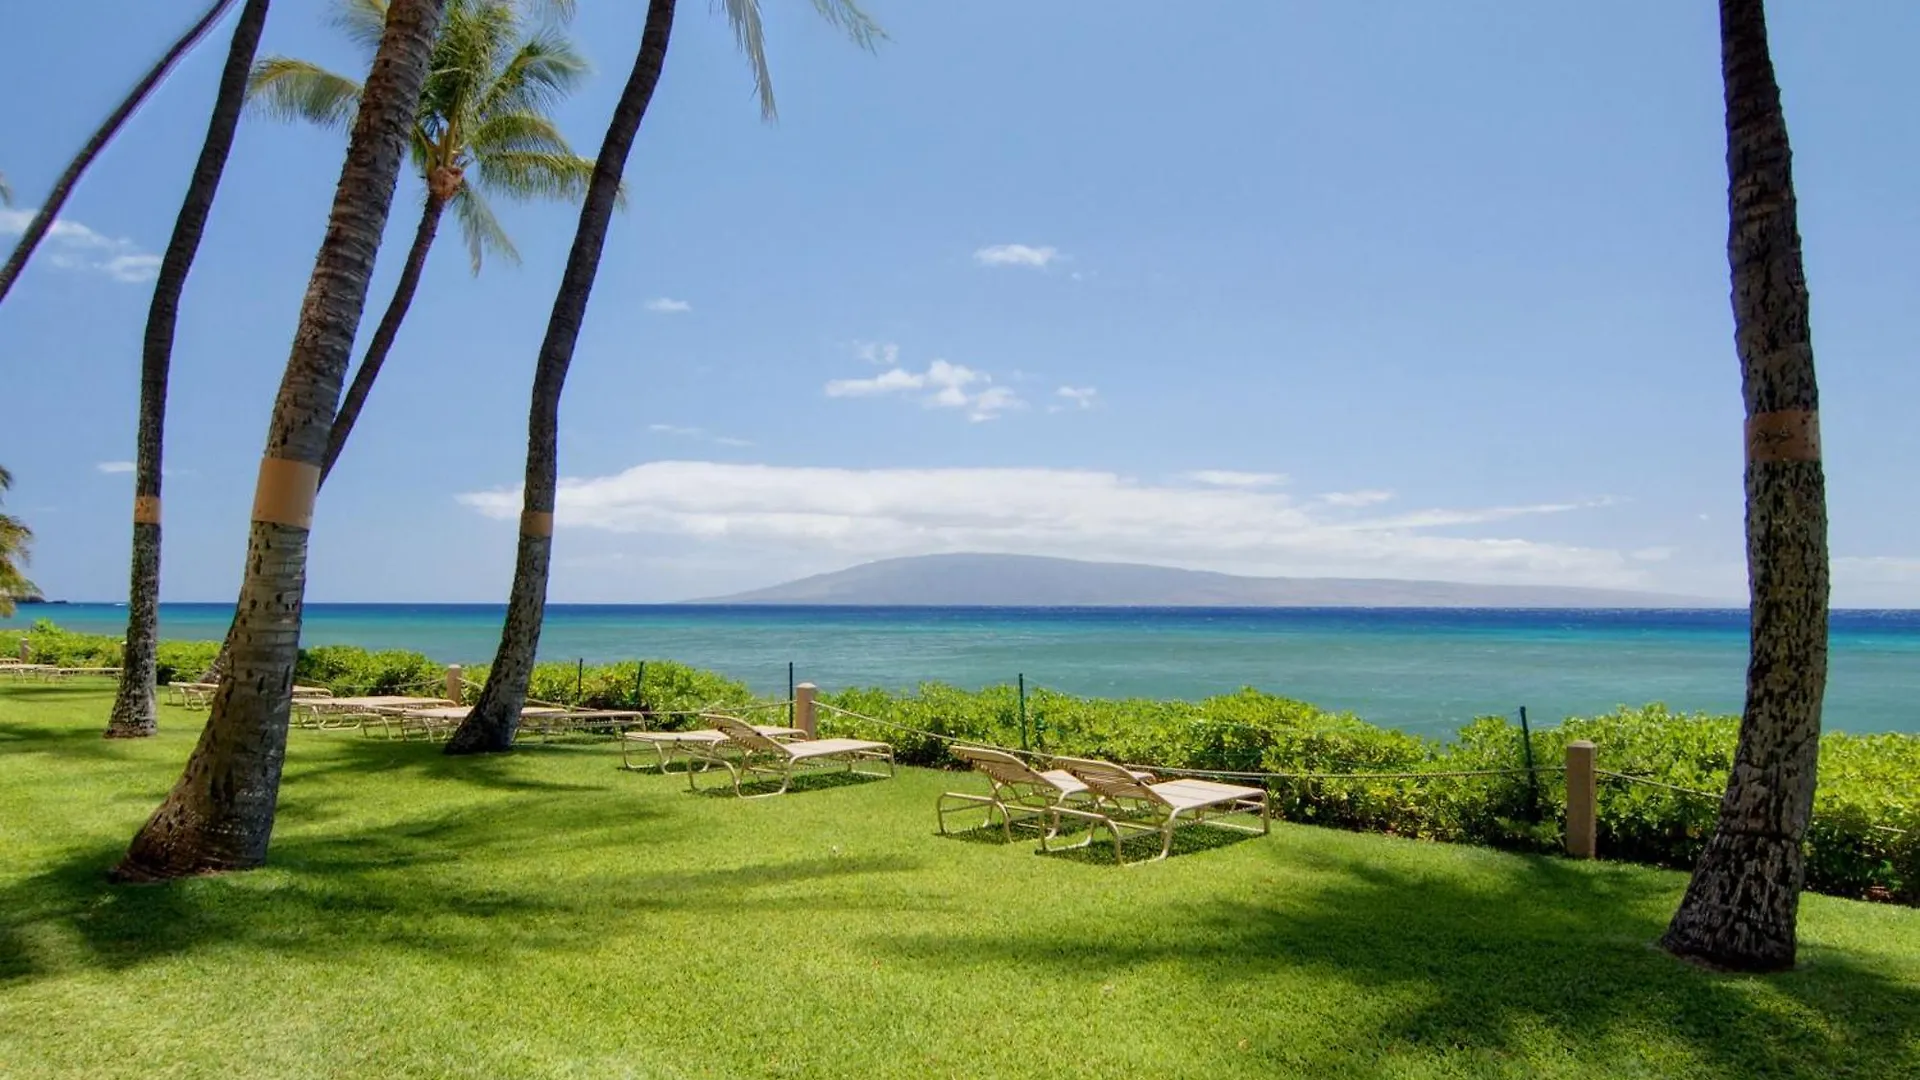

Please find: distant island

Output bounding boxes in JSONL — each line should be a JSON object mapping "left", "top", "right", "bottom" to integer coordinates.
{"left": 696, "top": 553, "right": 1724, "bottom": 608}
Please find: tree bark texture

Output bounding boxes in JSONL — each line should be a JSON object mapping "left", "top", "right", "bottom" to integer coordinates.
{"left": 447, "top": 0, "right": 678, "bottom": 755}
{"left": 320, "top": 191, "right": 448, "bottom": 484}
{"left": 0, "top": 0, "right": 239, "bottom": 307}
{"left": 108, "top": 0, "right": 273, "bottom": 740}
{"left": 114, "top": 0, "right": 448, "bottom": 880}
{"left": 1661, "top": 0, "right": 1829, "bottom": 972}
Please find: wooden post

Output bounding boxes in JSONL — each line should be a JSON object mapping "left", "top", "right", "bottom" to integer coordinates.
{"left": 446, "top": 664, "right": 463, "bottom": 705}
{"left": 1565, "top": 739, "right": 1597, "bottom": 859}
{"left": 794, "top": 682, "right": 817, "bottom": 739}
{"left": 16, "top": 638, "right": 28, "bottom": 662}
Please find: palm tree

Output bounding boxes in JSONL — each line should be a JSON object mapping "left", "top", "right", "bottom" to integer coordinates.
{"left": 114, "top": 0, "right": 449, "bottom": 882}
{"left": 0, "top": 173, "right": 11, "bottom": 207}
{"left": 1661, "top": 0, "right": 1829, "bottom": 972}
{"left": 187, "top": 0, "right": 595, "bottom": 692}
{"left": 249, "top": 0, "right": 597, "bottom": 483}
{"left": 0, "top": 0, "right": 241, "bottom": 307}
{"left": 0, "top": 466, "right": 38, "bottom": 616}
{"left": 105, "top": 0, "right": 275, "bottom": 741}
{"left": 447, "top": 0, "right": 883, "bottom": 754}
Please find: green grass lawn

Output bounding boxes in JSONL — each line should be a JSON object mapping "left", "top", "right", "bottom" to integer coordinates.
{"left": 2, "top": 683, "right": 1916, "bottom": 1079}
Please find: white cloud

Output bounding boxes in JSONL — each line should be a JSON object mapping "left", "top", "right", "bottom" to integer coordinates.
{"left": 648, "top": 423, "right": 752, "bottom": 448}
{"left": 0, "top": 209, "right": 159, "bottom": 283}
{"left": 974, "top": 243, "right": 1061, "bottom": 269}
{"left": 456, "top": 462, "right": 1642, "bottom": 587}
{"left": 853, "top": 341, "right": 899, "bottom": 366}
{"left": 1050, "top": 386, "right": 1098, "bottom": 413}
{"left": 1188, "top": 470, "right": 1287, "bottom": 489}
{"left": 825, "top": 358, "right": 1025, "bottom": 421}
{"left": 1320, "top": 489, "right": 1395, "bottom": 508}
{"left": 95, "top": 461, "right": 136, "bottom": 474}
{"left": 643, "top": 297, "right": 691, "bottom": 313}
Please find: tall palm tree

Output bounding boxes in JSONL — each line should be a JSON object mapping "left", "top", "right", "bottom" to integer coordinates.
{"left": 0, "top": 466, "right": 38, "bottom": 616}
{"left": 249, "top": 0, "right": 596, "bottom": 483}
{"left": 105, "top": 0, "right": 275, "bottom": 741}
{"left": 0, "top": 0, "right": 240, "bottom": 307}
{"left": 114, "top": 0, "right": 449, "bottom": 882}
{"left": 1661, "top": 0, "right": 1829, "bottom": 972}
{"left": 447, "top": 0, "right": 883, "bottom": 754}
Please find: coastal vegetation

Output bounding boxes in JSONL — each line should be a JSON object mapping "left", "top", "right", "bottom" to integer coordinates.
{"left": 0, "top": 467, "right": 38, "bottom": 615}
{"left": 9, "top": 622, "right": 1914, "bottom": 905}
{"left": 2, "top": 681, "right": 1915, "bottom": 1079}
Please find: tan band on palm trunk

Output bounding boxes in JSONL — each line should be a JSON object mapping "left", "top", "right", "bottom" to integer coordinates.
{"left": 1747, "top": 409, "right": 1821, "bottom": 463}
{"left": 251, "top": 457, "right": 322, "bottom": 529}
{"left": 521, "top": 511, "right": 555, "bottom": 538}
{"left": 133, "top": 496, "right": 161, "bottom": 526}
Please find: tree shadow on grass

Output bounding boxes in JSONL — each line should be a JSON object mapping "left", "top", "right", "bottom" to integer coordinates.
{"left": 686, "top": 768, "right": 894, "bottom": 799}
{"left": 1034, "top": 819, "right": 1266, "bottom": 865}
{"left": 875, "top": 844, "right": 1920, "bottom": 1079}
{"left": 284, "top": 733, "right": 611, "bottom": 795}
{"left": 0, "top": 798, "right": 921, "bottom": 989}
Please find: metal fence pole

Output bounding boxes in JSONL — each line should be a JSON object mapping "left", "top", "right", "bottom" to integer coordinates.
{"left": 575, "top": 657, "right": 585, "bottom": 702}
{"left": 788, "top": 661, "right": 795, "bottom": 727}
{"left": 1519, "top": 705, "right": 1540, "bottom": 822}
{"left": 636, "top": 660, "right": 646, "bottom": 710}
{"left": 1018, "top": 673, "right": 1028, "bottom": 751}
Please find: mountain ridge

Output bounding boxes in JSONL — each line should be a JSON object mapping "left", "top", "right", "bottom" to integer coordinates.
{"left": 694, "top": 553, "right": 1725, "bottom": 608}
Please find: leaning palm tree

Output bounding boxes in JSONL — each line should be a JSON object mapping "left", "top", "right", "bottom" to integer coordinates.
{"left": 249, "top": 0, "right": 596, "bottom": 483}
{"left": 0, "top": 0, "right": 240, "bottom": 307}
{"left": 1661, "top": 0, "right": 1830, "bottom": 972}
{"left": 105, "top": 0, "right": 275, "bottom": 741}
{"left": 447, "top": 0, "right": 884, "bottom": 754}
{"left": 0, "top": 466, "right": 39, "bottom": 617}
{"left": 115, "top": 0, "right": 449, "bottom": 882}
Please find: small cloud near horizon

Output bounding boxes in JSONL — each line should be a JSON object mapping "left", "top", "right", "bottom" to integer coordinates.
{"left": 1187, "top": 470, "right": 1287, "bottom": 489}
{"left": 974, "top": 243, "right": 1061, "bottom": 269}
{"left": 643, "top": 297, "right": 691, "bottom": 314}
{"left": 647, "top": 423, "right": 753, "bottom": 448}
{"left": 95, "top": 461, "right": 136, "bottom": 474}
{"left": 1321, "top": 489, "right": 1395, "bottom": 508}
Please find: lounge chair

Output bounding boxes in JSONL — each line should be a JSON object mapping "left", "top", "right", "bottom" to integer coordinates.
{"left": 617, "top": 722, "right": 805, "bottom": 772}
{"left": 1039, "top": 756, "right": 1269, "bottom": 864}
{"left": 687, "top": 713, "right": 894, "bottom": 798}
{"left": 935, "top": 745, "right": 1148, "bottom": 841}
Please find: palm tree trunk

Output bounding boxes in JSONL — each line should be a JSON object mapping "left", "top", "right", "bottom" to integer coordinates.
{"left": 0, "top": 0, "right": 239, "bottom": 307}
{"left": 320, "top": 190, "right": 449, "bottom": 484}
{"left": 107, "top": 0, "right": 273, "bottom": 741}
{"left": 447, "top": 0, "right": 678, "bottom": 755}
{"left": 1660, "top": 0, "right": 1829, "bottom": 973}
{"left": 113, "top": 0, "right": 448, "bottom": 881}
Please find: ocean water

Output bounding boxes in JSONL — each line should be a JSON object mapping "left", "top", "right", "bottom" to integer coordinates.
{"left": 8, "top": 603, "right": 1919, "bottom": 737}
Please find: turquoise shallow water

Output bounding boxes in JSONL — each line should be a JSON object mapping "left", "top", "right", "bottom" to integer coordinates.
{"left": 8, "top": 603, "right": 1918, "bottom": 736}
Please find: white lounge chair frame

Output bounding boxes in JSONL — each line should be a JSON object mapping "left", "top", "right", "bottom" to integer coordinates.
{"left": 1040, "top": 756, "right": 1270, "bottom": 865}
{"left": 687, "top": 713, "right": 894, "bottom": 798}
{"left": 618, "top": 724, "right": 805, "bottom": 772}
{"left": 936, "top": 745, "right": 1113, "bottom": 841}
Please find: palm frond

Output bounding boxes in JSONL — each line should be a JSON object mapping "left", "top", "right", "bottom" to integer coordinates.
{"left": 451, "top": 184, "right": 519, "bottom": 273}
{"left": 468, "top": 111, "right": 572, "bottom": 156}
{"left": 476, "top": 30, "right": 589, "bottom": 119}
{"left": 0, "top": 465, "right": 12, "bottom": 492}
{"left": 518, "top": 0, "right": 575, "bottom": 25}
{"left": 247, "top": 56, "right": 363, "bottom": 129}
{"left": 332, "top": 0, "right": 392, "bottom": 55}
{"left": 809, "top": 0, "right": 886, "bottom": 50}
{"left": 716, "top": 0, "right": 778, "bottom": 121}
{"left": 0, "top": 172, "right": 11, "bottom": 208}
{"left": 473, "top": 150, "right": 594, "bottom": 204}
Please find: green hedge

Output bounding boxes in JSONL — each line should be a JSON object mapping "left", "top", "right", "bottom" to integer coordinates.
{"left": 819, "top": 685, "right": 1917, "bottom": 904}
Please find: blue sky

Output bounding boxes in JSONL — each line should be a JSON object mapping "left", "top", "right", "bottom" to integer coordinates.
{"left": 2, "top": 0, "right": 1917, "bottom": 605}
